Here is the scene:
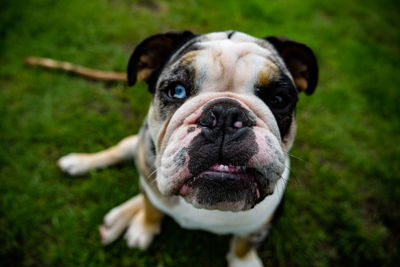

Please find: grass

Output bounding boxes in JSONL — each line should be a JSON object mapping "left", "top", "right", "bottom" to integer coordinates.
{"left": 0, "top": 0, "right": 399, "bottom": 266}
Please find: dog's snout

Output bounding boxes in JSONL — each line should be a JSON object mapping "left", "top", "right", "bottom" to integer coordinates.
{"left": 199, "top": 106, "right": 250, "bottom": 129}
{"left": 198, "top": 98, "right": 254, "bottom": 141}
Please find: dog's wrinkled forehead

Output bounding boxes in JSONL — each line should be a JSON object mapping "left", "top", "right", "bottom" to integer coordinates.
{"left": 158, "top": 31, "right": 291, "bottom": 92}
{"left": 127, "top": 30, "right": 318, "bottom": 96}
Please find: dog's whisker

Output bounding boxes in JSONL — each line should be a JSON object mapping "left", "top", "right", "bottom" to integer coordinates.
{"left": 150, "top": 177, "right": 159, "bottom": 185}
{"left": 147, "top": 168, "right": 160, "bottom": 184}
{"left": 283, "top": 162, "right": 303, "bottom": 188}
{"left": 148, "top": 167, "right": 159, "bottom": 177}
{"left": 286, "top": 152, "right": 305, "bottom": 162}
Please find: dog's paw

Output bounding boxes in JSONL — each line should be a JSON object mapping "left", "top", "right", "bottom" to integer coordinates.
{"left": 124, "top": 211, "right": 161, "bottom": 250}
{"left": 227, "top": 249, "right": 263, "bottom": 267}
{"left": 99, "top": 196, "right": 143, "bottom": 245}
{"left": 99, "top": 208, "right": 133, "bottom": 245}
{"left": 58, "top": 153, "right": 91, "bottom": 176}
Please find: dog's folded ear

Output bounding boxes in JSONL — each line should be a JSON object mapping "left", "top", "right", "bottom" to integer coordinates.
{"left": 127, "top": 31, "right": 196, "bottom": 91}
{"left": 265, "top": 36, "right": 318, "bottom": 95}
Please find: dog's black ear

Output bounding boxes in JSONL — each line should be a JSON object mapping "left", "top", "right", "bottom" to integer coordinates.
{"left": 265, "top": 36, "right": 318, "bottom": 95}
{"left": 127, "top": 31, "right": 196, "bottom": 90}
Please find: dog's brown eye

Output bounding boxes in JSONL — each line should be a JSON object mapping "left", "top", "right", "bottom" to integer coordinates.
{"left": 268, "top": 94, "right": 288, "bottom": 109}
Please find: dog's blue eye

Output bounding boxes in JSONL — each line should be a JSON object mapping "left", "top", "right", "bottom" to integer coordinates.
{"left": 172, "top": 85, "right": 187, "bottom": 99}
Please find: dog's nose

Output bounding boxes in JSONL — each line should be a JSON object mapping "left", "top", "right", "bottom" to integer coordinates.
{"left": 198, "top": 98, "right": 254, "bottom": 141}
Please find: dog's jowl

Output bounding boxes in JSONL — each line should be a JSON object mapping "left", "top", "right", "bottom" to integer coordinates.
{"left": 58, "top": 30, "right": 318, "bottom": 267}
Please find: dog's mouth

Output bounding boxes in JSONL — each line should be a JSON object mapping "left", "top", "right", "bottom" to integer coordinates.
{"left": 178, "top": 163, "right": 267, "bottom": 211}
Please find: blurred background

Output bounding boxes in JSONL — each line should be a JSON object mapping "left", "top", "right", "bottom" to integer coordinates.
{"left": 0, "top": 0, "right": 399, "bottom": 266}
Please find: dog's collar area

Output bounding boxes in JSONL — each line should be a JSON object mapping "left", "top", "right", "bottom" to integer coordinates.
{"left": 140, "top": 157, "right": 290, "bottom": 235}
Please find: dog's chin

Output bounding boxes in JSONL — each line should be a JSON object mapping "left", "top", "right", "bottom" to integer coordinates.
{"left": 178, "top": 164, "right": 270, "bottom": 211}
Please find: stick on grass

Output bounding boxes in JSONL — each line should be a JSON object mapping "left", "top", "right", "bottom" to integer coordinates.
{"left": 24, "top": 56, "right": 127, "bottom": 82}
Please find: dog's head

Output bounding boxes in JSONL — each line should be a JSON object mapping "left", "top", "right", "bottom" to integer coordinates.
{"left": 128, "top": 31, "right": 318, "bottom": 211}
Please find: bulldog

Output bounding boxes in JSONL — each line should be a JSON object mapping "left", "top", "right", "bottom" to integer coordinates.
{"left": 58, "top": 30, "right": 318, "bottom": 266}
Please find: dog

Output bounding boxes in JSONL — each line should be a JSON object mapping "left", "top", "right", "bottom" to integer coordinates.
{"left": 58, "top": 30, "right": 318, "bottom": 266}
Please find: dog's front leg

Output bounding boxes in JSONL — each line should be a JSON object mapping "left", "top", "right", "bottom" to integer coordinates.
{"left": 58, "top": 135, "right": 138, "bottom": 176}
{"left": 124, "top": 191, "right": 164, "bottom": 249}
{"left": 227, "top": 221, "right": 274, "bottom": 267}
{"left": 226, "top": 234, "right": 265, "bottom": 267}
{"left": 100, "top": 191, "right": 164, "bottom": 250}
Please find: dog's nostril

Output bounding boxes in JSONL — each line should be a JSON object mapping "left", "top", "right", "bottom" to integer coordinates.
{"left": 198, "top": 99, "right": 253, "bottom": 131}
{"left": 199, "top": 111, "right": 218, "bottom": 128}
{"left": 233, "top": 121, "right": 243, "bottom": 128}
{"left": 211, "top": 112, "right": 217, "bottom": 127}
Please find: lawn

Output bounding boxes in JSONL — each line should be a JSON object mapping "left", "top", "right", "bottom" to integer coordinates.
{"left": 0, "top": 0, "right": 399, "bottom": 266}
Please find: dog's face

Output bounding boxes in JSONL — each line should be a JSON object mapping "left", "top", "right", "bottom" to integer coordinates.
{"left": 128, "top": 31, "right": 318, "bottom": 212}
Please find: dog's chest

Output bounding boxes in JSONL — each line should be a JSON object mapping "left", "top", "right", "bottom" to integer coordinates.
{"left": 141, "top": 158, "right": 289, "bottom": 235}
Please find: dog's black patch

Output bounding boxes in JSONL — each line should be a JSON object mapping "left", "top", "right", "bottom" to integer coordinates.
{"left": 255, "top": 73, "right": 298, "bottom": 139}
{"left": 174, "top": 147, "right": 188, "bottom": 167}
{"left": 157, "top": 65, "right": 196, "bottom": 121}
{"left": 187, "top": 128, "right": 258, "bottom": 175}
{"left": 187, "top": 132, "right": 220, "bottom": 175}
{"left": 188, "top": 129, "right": 258, "bottom": 175}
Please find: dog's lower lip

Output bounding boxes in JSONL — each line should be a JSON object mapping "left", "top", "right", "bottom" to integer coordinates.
{"left": 178, "top": 167, "right": 261, "bottom": 200}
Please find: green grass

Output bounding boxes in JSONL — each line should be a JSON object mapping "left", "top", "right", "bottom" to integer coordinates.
{"left": 1, "top": 0, "right": 399, "bottom": 266}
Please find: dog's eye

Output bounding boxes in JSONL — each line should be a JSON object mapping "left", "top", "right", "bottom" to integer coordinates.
{"left": 168, "top": 84, "right": 187, "bottom": 99}
{"left": 268, "top": 94, "right": 289, "bottom": 110}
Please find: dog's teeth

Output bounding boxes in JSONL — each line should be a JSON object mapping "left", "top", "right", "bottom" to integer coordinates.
{"left": 210, "top": 164, "right": 246, "bottom": 173}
